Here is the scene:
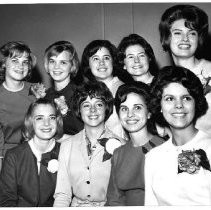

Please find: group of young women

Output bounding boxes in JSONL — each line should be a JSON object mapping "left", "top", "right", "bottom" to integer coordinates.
{"left": 0, "top": 3, "right": 211, "bottom": 206}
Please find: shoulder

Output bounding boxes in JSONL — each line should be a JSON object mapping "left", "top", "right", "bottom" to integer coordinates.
{"left": 200, "top": 59, "right": 211, "bottom": 77}
{"left": 4, "top": 142, "right": 30, "bottom": 160}
{"left": 105, "top": 127, "right": 126, "bottom": 145}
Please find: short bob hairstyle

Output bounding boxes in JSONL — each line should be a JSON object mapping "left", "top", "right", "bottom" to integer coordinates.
{"left": 115, "top": 82, "right": 158, "bottom": 135}
{"left": 72, "top": 81, "right": 114, "bottom": 122}
{"left": 22, "top": 98, "right": 63, "bottom": 141}
{"left": 159, "top": 4, "right": 208, "bottom": 52}
{"left": 117, "top": 33, "right": 159, "bottom": 78}
{"left": 0, "top": 41, "right": 36, "bottom": 82}
{"left": 149, "top": 66, "right": 208, "bottom": 128}
{"left": 79, "top": 39, "right": 120, "bottom": 82}
{"left": 44, "top": 40, "right": 80, "bottom": 79}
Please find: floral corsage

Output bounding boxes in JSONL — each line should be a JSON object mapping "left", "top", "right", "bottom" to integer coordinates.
{"left": 197, "top": 70, "right": 211, "bottom": 95}
{"left": 40, "top": 143, "right": 60, "bottom": 173}
{"left": 98, "top": 138, "right": 121, "bottom": 162}
{"left": 54, "top": 96, "right": 69, "bottom": 116}
{"left": 29, "top": 83, "right": 47, "bottom": 99}
{"left": 178, "top": 149, "right": 211, "bottom": 174}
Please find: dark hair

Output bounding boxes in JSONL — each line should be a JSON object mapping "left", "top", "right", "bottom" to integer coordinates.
{"left": 115, "top": 81, "right": 158, "bottom": 135}
{"left": 149, "top": 66, "right": 208, "bottom": 128}
{"left": 0, "top": 41, "right": 36, "bottom": 82}
{"left": 117, "top": 33, "right": 159, "bottom": 81}
{"left": 44, "top": 40, "right": 79, "bottom": 79}
{"left": 72, "top": 81, "right": 114, "bottom": 122}
{"left": 159, "top": 4, "right": 208, "bottom": 53}
{"left": 77, "top": 39, "right": 120, "bottom": 83}
{"left": 22, "top": 98, "right": 63, "bottom": 141}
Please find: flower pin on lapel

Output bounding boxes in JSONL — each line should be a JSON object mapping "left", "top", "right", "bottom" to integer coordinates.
{"left": 98, "top": 138, "right": 121, "bottom": 162}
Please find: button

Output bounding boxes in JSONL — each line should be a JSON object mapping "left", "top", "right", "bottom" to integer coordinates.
{"left": 87, "top": 195, "right": 91, "bottom": 198}
{"left": 86, "top": 181, "right": 90, "bottom": 184}
{"left": 87, "top": 167, "right": 89, "bottom": 170}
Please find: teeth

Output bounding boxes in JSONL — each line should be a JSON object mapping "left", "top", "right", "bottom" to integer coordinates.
{"left": 178, "top": 44, "right": 190, "bottom": 50}
{"left": 89, "top": 116, "right": 98, "bottom": 119}
{"left": 126, "top": 120, "right": 138, "bottom": 124}
{"left": 98, "top": 68, "right": 107, "bottom": 72}
{"left": 172, "top": 113, "right": 185, "bottom": 117}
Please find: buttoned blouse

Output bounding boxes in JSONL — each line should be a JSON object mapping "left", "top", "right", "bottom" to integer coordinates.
{"left": 53, "top": 128, "right": 125, "bottom": 207}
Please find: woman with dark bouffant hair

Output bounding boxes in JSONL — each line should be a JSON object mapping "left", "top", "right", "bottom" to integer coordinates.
{"left": 145, "top": 66, "right": 211, "bottom": 205}
{"left": 0, "top": 98, "right": 63, "bottom": 207}
{"left": 159, "top": 4, "right": 211, "bottom": 135}
{"left": 117, "top": 33, "right": 159, "bottom": 84}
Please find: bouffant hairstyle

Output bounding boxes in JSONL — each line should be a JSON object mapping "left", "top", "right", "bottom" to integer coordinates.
{"left": 0, "top": 41, "right": 36, "bottom": 82}
{"left": 22, "top": 98, "right": 63, "bottom": 141}
{"left": 115, "top": 81, "right": 158, "bottom": 135}
{"left": 159, "top": 4, "right": 208, "bottom": 52}
{"left": 44, "top": 40, "right": 79, "bottom": 79}
{"left": 78, "top": 39, "right": 120, "bottom": 82}
{"left": 149, "top": 66, "right": 208, "bottom": 128}
{"left": 72, "top": 81, "right": 114, "bottom": 122}
{"left": 117, "top": 34, "right": 159, "bottom": 79}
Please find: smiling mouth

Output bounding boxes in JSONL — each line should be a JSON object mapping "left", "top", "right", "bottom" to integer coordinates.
{"left": 172, "top": 113, "right": 186, "bottom": 117}
{"left": 41, "top": 128, "right": 52, "bottom": 132}
{"left": 178, "top": 44, "right": 191, "bottom": 50}
{"left": 53, "top": 71, "right": 63, "bottom": 75}
{"left": 126, "top": 119, "right": 139, "bottom": 125}
{"left": 89, "top": 115, "right": 99, "bottom": 120}
{"left": 98, "top": 68, "right": 107, "bottom": 72}
{"left": 14, "top": 70, "right": 24, "bottom": 74}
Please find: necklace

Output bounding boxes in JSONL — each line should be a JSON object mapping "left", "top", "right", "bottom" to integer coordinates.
{"left": 85, "top": 127, "right": 106, "bottom": 158}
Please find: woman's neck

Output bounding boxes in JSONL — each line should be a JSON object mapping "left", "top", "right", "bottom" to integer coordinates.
{"left": 4, "top": 79, "right": 24, "bottom": 92}
{"left": 129, "top": 128, "right": 153, "bottom": 147}
{"left": 85, "top": 124, "right": 105, "bottom": 144}
{"left": 99, "top": 76, "right": 114, "bottom": 88}
{"left": 54, "top": 77, "right": 70, "bottom": 91}
{"left": 170, "top": 126, "right": 198, "bottom": 146}
{"left": 133, "top": 72, "right": 153, "bottom": 84}
{"left": 33, "top": 136, "right": 52, "bottom": 153}
{"left": 172, "top": 55, "right": 199, "bottom": 71}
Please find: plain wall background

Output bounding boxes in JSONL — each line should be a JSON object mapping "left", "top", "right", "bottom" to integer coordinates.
{"left": 0, "top": 3, "right": 211, "bottom": 87}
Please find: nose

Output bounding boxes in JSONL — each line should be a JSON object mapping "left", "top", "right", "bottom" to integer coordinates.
{"left": 43, "top": 118, "right": 50, "bottom": 126}
{"left": 134, "top": 56, "right": 140, "bottom": 63}
{"left": 90, "top": 105, "right": 97, "bottom": 113}
{"left": 127, "top": 109, "right": 134, "bottom": 117}
{"left": 175, "top": 99, "right": 183, "bottom": 109}
{"left": 99, "top": 58, "right": 105, "bottom": 65}
{"left": 54, "top": 62, "right": 60, "bottom": 69}
{"left": 182, "top": 33, "right": 189, "bottom": 42}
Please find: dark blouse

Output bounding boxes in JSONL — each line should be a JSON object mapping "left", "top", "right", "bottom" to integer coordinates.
{"left": 45, "top": 82, "right": 83, "bottom": 135}
{"left": 0, "top": 141, "right": 60, "bottom": 207}
{"left": 106, "top": 135, "right": 164, "bottom": 206}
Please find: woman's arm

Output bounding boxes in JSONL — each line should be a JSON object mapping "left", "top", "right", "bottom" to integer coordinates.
{"left": 144, "top": 153, "right": 158, "bottom": 206}
{"left": 105, "top": 151, "right": 125, "bottom": 206}
{"left": 53, "top": 142, "right": 72, "bottom": 207}
{"left": 0, "top": 151, "right": 18, "bottom": 207}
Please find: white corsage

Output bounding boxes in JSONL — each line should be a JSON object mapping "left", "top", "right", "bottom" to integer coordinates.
{"left": 29, "top": 83, "right": 46, "bottom": 99}
{"left": 197, "top": 70, "right": 211, "bottom": 95}
{"left": 98, "top": 138, "right": 121, "bottom": 161}
{"left": 47, "top": 159, "right": 59, "bottom": 173}
{"left": 54, "top": 96, "right": 69, "bottom": 116}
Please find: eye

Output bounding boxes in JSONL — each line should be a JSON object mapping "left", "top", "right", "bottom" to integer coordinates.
{"left": 49, "top": 115, "right": 56, "bottom": 120}
{"left": 183, "top": 95, "right": 193, "bottom": 101}
{"left": 120, "top": 106, "right": 128, "bottom": 112}
{"left": 134, "top": 105, "right": 142, "bottom": 110}
{"left": 11, "top": 59, "right": 19, "bottom": 64}
{"left": 34, "top": 116, "right": 44, "bottom": 121}
{"left": 92, "top": 56, "right": 99, "bottom": 61}
{"left": 81, "top": 103, "right": 91, "bottom": 109}
{"left": 172, "top": 31, "right": 182, "bottom": 36}
{"left": 96, "top": 102, "right": 104, "bottom": 108}
{"left": 49, "top": 59, "right": 55, "bottom": 64}
{"left": 126, "top": 55, "right": 134, "bottom": 59}
{"left": 61, "top": 61, "right": 68, "bottom": 65}
{"left": 164, "top": 96, "right": 174, "bottom": 102}
{"left": 104, "top": 55, "right": 111, "bottom": 61}
{"left": 188, "top": 31, "right": 197, "bottom": 37}
{"left": 23, "top": 60, "right": 29, "bottom": 66}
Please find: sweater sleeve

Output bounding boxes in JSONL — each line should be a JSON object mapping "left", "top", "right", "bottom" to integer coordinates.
{"left": 144, "top": 152, "right": 158, "bottom": 206}
{"left": 105, "top": 150, "right": 125, "bottom": 206}
{"left": 53, "top": 141, "right": 72, "bottom": 207}
{"left": 0, "top": 151, "right": 18, "bottom": 207}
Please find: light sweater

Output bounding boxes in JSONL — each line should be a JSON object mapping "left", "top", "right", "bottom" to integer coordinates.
{"left": 145, "top": 130, "right": 211, "bottom": 206}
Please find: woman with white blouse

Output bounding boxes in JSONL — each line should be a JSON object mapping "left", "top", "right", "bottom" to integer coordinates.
{"left": 145, "top": 66, "right": 211, "bottom": 205}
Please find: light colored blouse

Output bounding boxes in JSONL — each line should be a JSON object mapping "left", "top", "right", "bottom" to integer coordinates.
{"left": 53, "top": 128, "right": 125, "bottom": 207}
{"left": 145, "top": 130, "right": 211, "bottom": 206}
